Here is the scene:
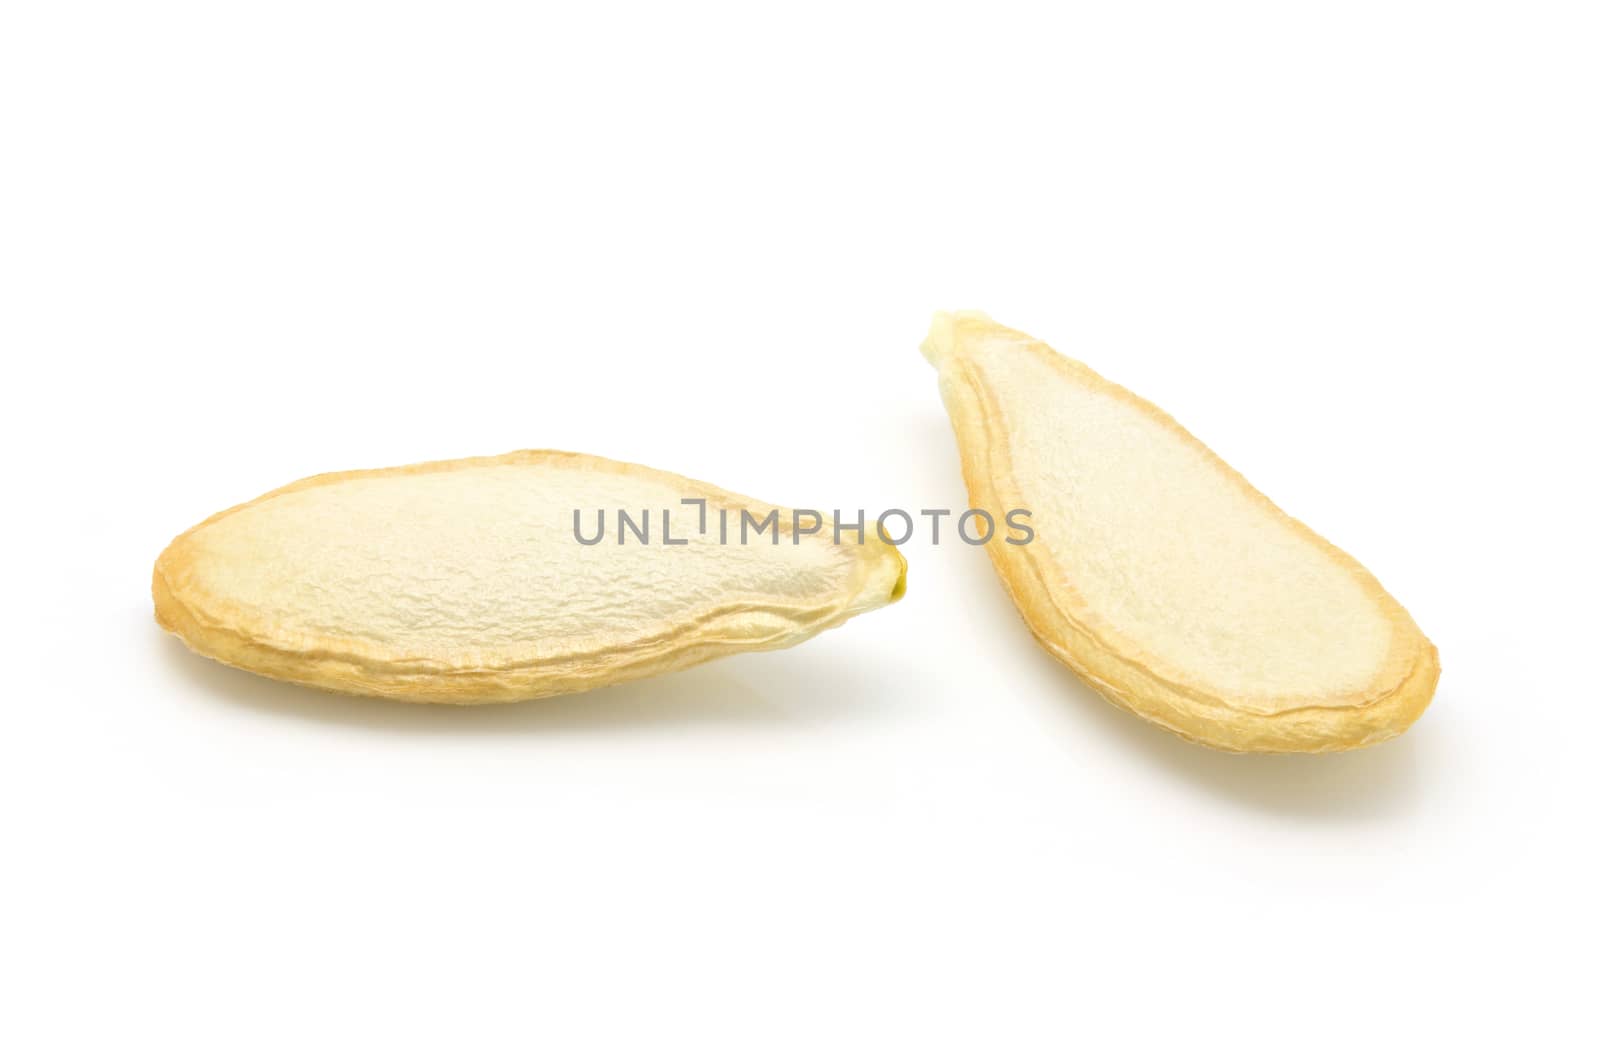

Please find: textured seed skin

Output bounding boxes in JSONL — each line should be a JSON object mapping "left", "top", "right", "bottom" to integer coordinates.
{"left": 923, "top": 312, "right": 1438, "bottom": 753}
{"left": 154, "top": 450, "right": 907, "bottom": 703}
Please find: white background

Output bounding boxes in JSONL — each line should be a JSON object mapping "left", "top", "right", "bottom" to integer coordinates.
{"left": 4, "top": 2, "right": 1596, "bottom": 1040}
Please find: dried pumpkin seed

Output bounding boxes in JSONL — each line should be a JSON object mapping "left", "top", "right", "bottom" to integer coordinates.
{"left": 922, "top": 311, "right": 1437, "bottom": 752}
{"left": 154, "top": 450, "right": 906, "bottom": 703}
